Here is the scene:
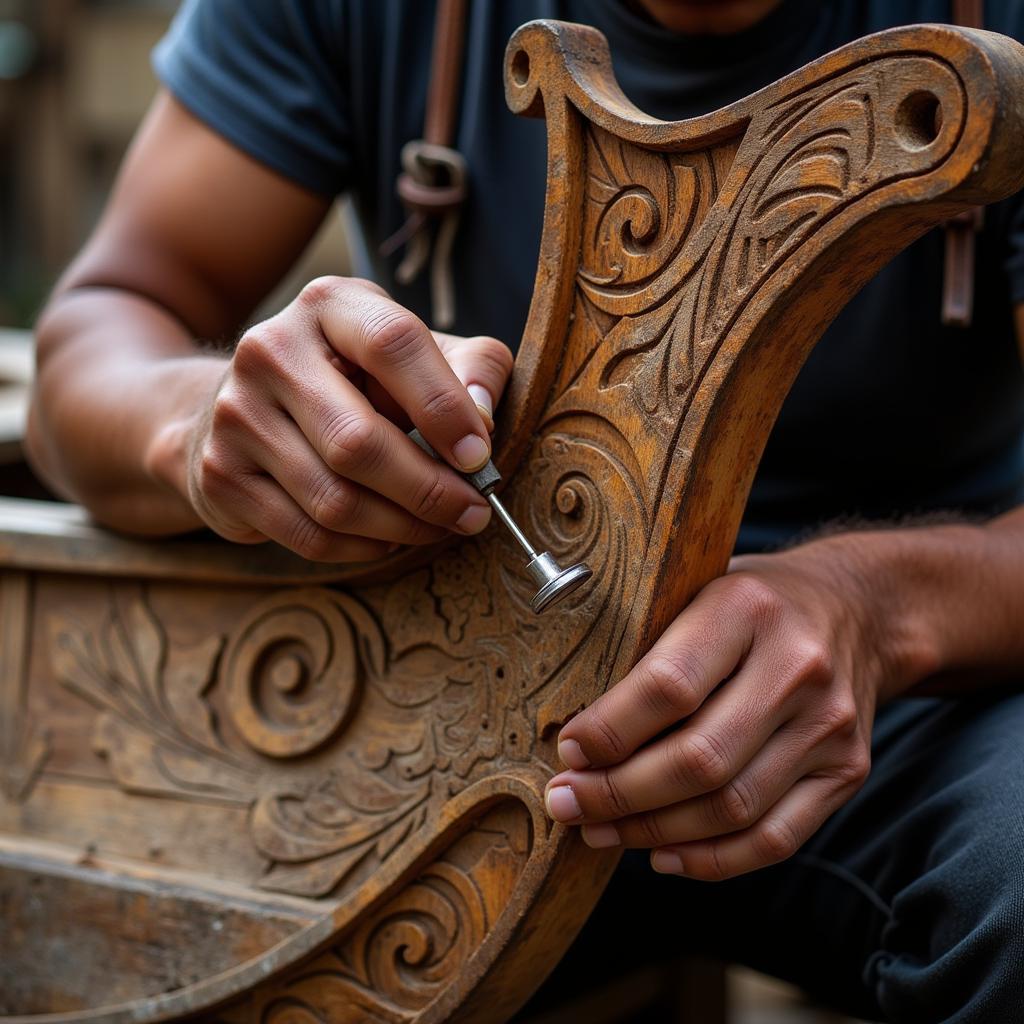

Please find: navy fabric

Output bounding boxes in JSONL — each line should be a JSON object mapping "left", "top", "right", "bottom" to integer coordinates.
{"left": 517, "top": 693, "right": 1024, "bottom": 1023}
{"left": 152, "top": 0, "right": 1024, "bottom": 553}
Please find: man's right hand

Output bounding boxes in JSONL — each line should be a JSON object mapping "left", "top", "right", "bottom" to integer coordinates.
{"left": 146, "top": 276, "right": 513, "bottom": 562}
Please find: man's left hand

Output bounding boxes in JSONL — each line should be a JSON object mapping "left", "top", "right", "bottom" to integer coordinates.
{"left": 545, "top": 537, "right": 916, "bottom": 880}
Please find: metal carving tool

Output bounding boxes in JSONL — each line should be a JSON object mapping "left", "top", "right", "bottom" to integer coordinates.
{"left": 408, "top": 429, "right": 592, "bottom": 613}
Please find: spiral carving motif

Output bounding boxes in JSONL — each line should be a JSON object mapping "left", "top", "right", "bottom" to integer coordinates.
{"left": 349, "top": 863, "right": 486, "bottom": 1011}
{"left": 223, "top": 590, "right": 358, "bottom": 758}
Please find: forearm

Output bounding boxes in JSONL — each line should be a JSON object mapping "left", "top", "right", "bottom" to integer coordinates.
{"left": 28, "top": 286, "right": 226, "bottom": 533}
{"left": 810, "top": 509, "right": 1024, "bottom": 698}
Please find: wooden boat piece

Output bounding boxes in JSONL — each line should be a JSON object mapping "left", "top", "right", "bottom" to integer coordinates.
{"left": 2, "top": 19, "right": 1024, "bottom": 1023}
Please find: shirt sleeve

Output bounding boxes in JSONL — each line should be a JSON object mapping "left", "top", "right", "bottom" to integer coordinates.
{"left": 152, "top": 0, "right": 352, "bottom": 197}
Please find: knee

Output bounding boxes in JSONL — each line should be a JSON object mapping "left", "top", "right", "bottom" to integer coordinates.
{"left": 870, "top": 799, "right": 1024, "bottom": 1022}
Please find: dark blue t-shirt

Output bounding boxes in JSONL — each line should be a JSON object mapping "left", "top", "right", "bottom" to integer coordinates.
{"left": 153, "top": 0, "right": 1024, "bottom": 552}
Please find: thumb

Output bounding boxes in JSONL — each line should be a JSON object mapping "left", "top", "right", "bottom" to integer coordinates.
{"left": 434, "top": 333, "right": 514, "bottom": 431}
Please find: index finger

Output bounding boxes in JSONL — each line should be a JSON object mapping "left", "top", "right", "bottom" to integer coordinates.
{"left": 557, "top": 584, "right": 755, "bottom": 769}
{"left": 312, "top": 279, "right": 493, "bottom": 473}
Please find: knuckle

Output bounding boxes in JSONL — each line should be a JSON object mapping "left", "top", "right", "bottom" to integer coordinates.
{"left": 837, "top": 747, "right": 872, "bottom": 788}
{"left": 287, "top": 517, "right": 333, "bottom": 562}
{"left": 298, "top": 275, "right": 342, "bottom": 309}
{"left": 587, "top": 712, "right": 629, "bottom": 763}
{"left": 755, "top": 816, "right": 801, "bottom": 864}
{"left": 347, "top": 276, "right": 388, "bottom": 298}
{"left": 727, "top": 573, "right": 783, "bottom": 620}
{"left": 308, "top": 475, "right": 362, "bottom": 530}
{"left": 210, "top": 387, "right": 248, "bottom": 432}
{"left": 321, "top": 410, "right": 381, "bottom": 474}
{"left": 234, "top": 320, "right": 292, "bottom": 375}
{"left": 690, "top": 843, "right": 730, "bottom": 882}
{"left": 419, "top": 387, "right": 464, "bottom": 423}
{"left": 678, "top": 731, "right": 732, "bottom": 791}
{"left": 713, "top": 778, "right": 759, "bottom": 830}
{"left": 819, "top": 694, "right": 858, "bottom": 739}
{"left": 790, "top": 638, "right": 835, "bottom": 688}
{"left": 635, "top": 814, "right": 667, "bottom": 848}
{"left": 595, "top": 771, "right": 632, "bottom": 819}
{"left": 197, "top": 444, "right": 237, "bottom": 495}
{"left": 636, "top": 653, "right": 704, "bottom": 719}
{"left": 362, "top": 307, "right": 426, "bottom": 364}
{"left": 409, "top": 470, "right": 452, "bottom": 521}
{"left": 471, "top": 335, "right": 515, "bottom": 374}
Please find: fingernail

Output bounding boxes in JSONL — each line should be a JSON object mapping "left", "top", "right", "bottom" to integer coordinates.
{"left": 545, "top": 784, "right": 583, "bottom": 823}
{"left": 651, "top": 851, "right": 685, "bottom": 875}
{"left": 467, "top": 384, "right": 493, "bottom": 418}
{"left": 453, "top": 433, "right": 490, "bottom": 472}
{"left": 455, "top": 504, "right": 491, "bottom": 535}
{"left": 558, "top": 738, "right": 590, "bottom": 770}
{"left": 475, "top": 405, "right": 495, "bottom": 432}
{"left": 582, "top": 823, "right": 620, "bottom": 849}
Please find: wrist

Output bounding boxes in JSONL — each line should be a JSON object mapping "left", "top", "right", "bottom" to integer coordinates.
{"left": 141, "top": 357, "right": 228, "bottom": 525}
{"left": 808, "top": 524, "right": 989, "bottom": 701}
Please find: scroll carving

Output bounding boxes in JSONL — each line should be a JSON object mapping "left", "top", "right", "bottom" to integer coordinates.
{"left": 50, "top": 579, "right": 554, "bottom": 900}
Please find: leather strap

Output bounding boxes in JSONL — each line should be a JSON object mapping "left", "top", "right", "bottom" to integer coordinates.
{"left": 943, "top": 0, "right": 984, "bottom": 327}
{"left": 383, "top": 0, "right": 469, "bottom": 328}
{"left": 424, "top": 0, "right": 469, "bottom": 146}
{"left": 951, "top": 0, "right": 982, "bottom": 27}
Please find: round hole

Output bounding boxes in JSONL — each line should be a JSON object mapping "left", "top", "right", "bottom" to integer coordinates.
{"left": 511, "top": 49, "right": 530, "bottom": 87}
{"left": 895, "top": 91, "right": 942, "bottom": 150}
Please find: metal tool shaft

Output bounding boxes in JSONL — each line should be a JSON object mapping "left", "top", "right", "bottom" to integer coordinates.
{"left": 486, "top": 493, "right": 537, "bottom": 558}
{"left": 406, "top": 427, "right": 593, "bottom": 613}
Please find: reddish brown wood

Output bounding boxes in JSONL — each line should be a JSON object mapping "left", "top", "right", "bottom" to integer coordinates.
{"left": 1, "top": 19, "right": 1024, "bottom": 1024}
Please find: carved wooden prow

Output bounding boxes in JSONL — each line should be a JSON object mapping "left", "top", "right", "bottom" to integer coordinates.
{"left": 1, "top": 20, "right": 1023, "bottom": 1024}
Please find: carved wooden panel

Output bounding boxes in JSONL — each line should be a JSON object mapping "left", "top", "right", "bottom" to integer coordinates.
{"left": 2, "top": 18, "right": 1024, "bottom": 1024}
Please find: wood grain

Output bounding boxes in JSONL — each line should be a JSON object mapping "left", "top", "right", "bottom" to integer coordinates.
{"left": 1, "top": 19, "right": 1023, "bottom": 1024}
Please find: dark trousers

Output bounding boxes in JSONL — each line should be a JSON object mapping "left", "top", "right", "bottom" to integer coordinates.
{"left": 521, "top": 692, "right": 1024, "bottom": 1023}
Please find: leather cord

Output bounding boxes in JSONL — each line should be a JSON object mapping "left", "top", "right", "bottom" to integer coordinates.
{"left": 943, "top": 0, "right": 984, "bottom": 327}
{"left": 382, "top": 0, "right": 469, "bottom": 329}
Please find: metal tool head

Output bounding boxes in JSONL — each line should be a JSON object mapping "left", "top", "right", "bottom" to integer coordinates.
{"left": 526, "top": 552, "right": 593, "bottom": 614}
{"left": 405, "top": 427, "right": 594, "bottom": 613}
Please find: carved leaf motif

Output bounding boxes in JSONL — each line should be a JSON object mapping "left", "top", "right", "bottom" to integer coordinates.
{"left": 163, "top": 633, "right": 225, "bottom": 750}
{"left": 51, "top": 593, "right": 252, "bottom": 803}
{"left": 91, "top": 711, "right": 250, "bottom": 801}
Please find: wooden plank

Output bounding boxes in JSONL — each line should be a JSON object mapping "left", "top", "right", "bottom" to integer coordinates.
{"left": 0, "top": 498, "right": 375, "bottom": 584}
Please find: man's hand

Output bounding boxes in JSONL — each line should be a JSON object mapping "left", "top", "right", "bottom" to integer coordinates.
{"left": 544, "top": 537, "right": 913, "bottom": 881}
{"left": 29, "top": 94, "right": 516, "bottom": 550}
{"left": 145, "top": 276, "right": 513, "bottom": 562}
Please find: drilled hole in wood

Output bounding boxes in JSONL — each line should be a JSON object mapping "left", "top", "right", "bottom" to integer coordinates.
{"left": 511, "top": 49, "right": 530, "bottom": 86}
{"left": 895, "top": 91, "right": 942, "bottom": 149}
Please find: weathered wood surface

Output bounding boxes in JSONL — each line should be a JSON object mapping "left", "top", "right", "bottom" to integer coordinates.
{"left": 2, "top": 19, "right": 1024, "bottom": 1024}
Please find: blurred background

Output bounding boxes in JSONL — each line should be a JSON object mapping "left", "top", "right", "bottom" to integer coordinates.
{"left": 0, "top": 3, "right": 870, "bottom": 1021}
{"left": 0, "top": 0, "right": 351, "bottom": 498}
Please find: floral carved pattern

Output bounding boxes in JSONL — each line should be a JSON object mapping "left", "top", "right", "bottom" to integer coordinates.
{"left": 50, "top": 581, "right": 554, "bottom": 901}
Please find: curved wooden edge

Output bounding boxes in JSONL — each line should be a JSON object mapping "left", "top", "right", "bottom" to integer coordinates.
{"left": 498, "top": 21, "right": 1024, "bottom": 479}
{"left": 0, "top": 773, "right": 555, "bottom": 1024}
